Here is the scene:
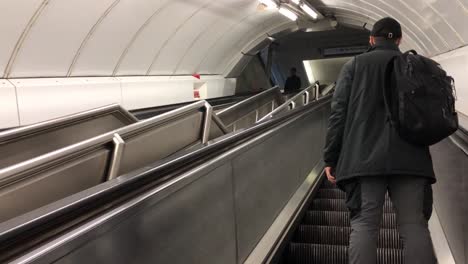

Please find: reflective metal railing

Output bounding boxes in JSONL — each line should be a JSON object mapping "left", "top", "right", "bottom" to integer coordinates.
{"left": 0, "top": 104, "right": 138, "bottom": 170}
{"left": 0, "top": 101, "right": 226, "bottom": 223}
{"left": 0, "top": 97, "right": 333, "bottom": 264}
{"left": 257, "top": 83, "right": 335, "bottom": 123}
{"left": 217, "top": 86, "right": 285, "bottom": 132}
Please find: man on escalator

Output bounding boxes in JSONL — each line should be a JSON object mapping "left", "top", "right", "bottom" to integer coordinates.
{"left": 284, "top": 67, "right": 302, "bottom": 94}
{"left": 323, "top": 17, "right": 437, "bottom": 264}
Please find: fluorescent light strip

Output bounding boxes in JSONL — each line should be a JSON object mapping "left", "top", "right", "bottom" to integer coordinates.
{"left": 300, "top": 3, "right": 318, "bottom": 19}
{"left": 259, "top": 0, "right": 278, "bottom": 9}
{"left": 279, "top": 6, "right": 298, "bottom": 21}
{"left": 291, "top": 0, "right": 300, "bottom": 4}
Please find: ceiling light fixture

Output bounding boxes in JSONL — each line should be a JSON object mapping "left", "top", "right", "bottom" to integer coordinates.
{"left": 300, "top": 2, "right": 319, "bottom": 19}
{"left": 279, "top": 6, "right": 298, "bottom": 21}
{"left": 290, "top": 0, "right": 300, "bottom": 4}
{"left": 259, "top": 0, "right": 278, "bottom": 9}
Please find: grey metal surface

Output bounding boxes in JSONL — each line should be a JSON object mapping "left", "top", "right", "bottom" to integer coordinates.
{"left": 7, "top": 98, "right": 332, "bottom": 264}
{"left": 46, "top": 163, "right": 238, "bottom": 264}
{"left": 0, "top": 104, "right": 137, "bottom": 170}
{"left": 430, "top": 138, "right": 468, "bottom": 264}
{"left": 233, "top": 106, "right": 329, "bottom": 263}
{"left": 0, "top": 147, "right": 111, "bottom": 223}
{"left": 0, "top": 101, "right": 222, "bottom": 225}
{"left": 218, "top": 86, "right": 284, "bottom": 129}
{"left": 118, "top": 112, "right": 204, "bottom": 176}
{"left": 244, "top": 162, "right": 325, "bottom": 264}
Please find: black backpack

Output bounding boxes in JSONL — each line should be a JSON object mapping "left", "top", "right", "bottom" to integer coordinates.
{"left": 384, "top": 50, "right": 458, "bottom": 146}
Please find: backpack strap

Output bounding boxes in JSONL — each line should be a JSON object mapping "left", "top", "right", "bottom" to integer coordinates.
{"left": 405, "top": 50, "right": 418, "bottom": 55}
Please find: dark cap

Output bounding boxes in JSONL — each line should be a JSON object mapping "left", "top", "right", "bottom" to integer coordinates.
{"left": 371, "top": 17, "right": 402, "bottom": 39}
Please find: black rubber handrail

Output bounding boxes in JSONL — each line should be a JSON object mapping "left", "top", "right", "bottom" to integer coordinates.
{"left": 0, "top": 97, "right": 332, "bottom": 261}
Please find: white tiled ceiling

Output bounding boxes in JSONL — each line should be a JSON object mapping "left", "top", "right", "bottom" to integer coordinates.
{"left": 0, "top": 0, "right": 466, "bottom": 78}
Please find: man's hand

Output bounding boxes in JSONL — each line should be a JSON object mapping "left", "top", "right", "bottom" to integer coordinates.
{"left": 325, "top": 167, "right": 336, "bottom": 184}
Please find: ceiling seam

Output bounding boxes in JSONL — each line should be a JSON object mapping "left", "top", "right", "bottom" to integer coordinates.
{"left": 194, "top": 10, "right": 257, "bottom": 73}
{"left": 222, "top": 20, "right": 296, "bottom": 76}
{"left": 171, "top": 15, "right": 224, "bottom": 75}
{"left": 112, "top": 0, "right": 173, "bottom": 76}
{"left": 425, "top": 2, "right": 466, "bottom": 45}
{"left": 217, "top": 14, "right": 286, "bottom": 74}
{"left": 396, "top": 0, "right": 450, "bottom": 49}
{"left": 172, "top": 1, "right": 253, "bottom": 75}
{"left": 3, "top": 0, "right": 50, "bottom": 79}
{"left": 145, "top": 0, "right": 213, "bottom": 76}
{"left": 67, "top": 0, "right": 122, "bottom": 77}
{"left": 374, "top": 0, "right": 441, "bottom": 53}
{"left": 201, "top": 11, "right": 277, "bottom": 74}
{"left": 350, "top": 0, "right": 431, "bottom": 54}
{"left": 321, "top": 6, "right": 422, "bottom": 53}
{"left": 327, "top": 2, "right": 428, "bottom": 54}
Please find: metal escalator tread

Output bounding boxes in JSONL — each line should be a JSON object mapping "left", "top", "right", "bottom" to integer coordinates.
{"left": 316, "top": 189, "right": 391, "bottom": 200}
{"left": 303, "top": 211, "right": 397, "bottom": 229}
{"left": 294, "top": 226, "right": 402, "bottom": 248}
{"left": 284, "top": 180, "right": 403, "bottom": 263}
{"left": 288, "top": 243, "right": 403, "bottom": 264}
{"left": 311, "top": 199, "right": 394, "bottom": 213}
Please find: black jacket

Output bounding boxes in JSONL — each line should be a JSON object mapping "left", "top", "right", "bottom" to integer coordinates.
{"left": 323, "top": 41, "right": 435, "bottom": 185}
{"left": 284, "top": 76, "right": 301, "bottom": 92}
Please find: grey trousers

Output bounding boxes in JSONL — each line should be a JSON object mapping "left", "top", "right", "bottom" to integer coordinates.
{"left": 343, "top": 176, "right": 437, "bottom": 264}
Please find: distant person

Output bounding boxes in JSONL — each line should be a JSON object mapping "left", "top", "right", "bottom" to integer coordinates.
{"left": 323, "top": 17, "right": 438, "bottom": 264}
{"left": 284, "top": 67, "right": 301, "bottom": 93}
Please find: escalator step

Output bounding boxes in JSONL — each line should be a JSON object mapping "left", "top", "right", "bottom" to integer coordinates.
{"left": 311, "top": 199, "right": 395, "bottom": 213}
{"left": 304, "top": 211, "right": 397, "bottom": 229}
{"left": 316, "top": 188, "right": 391, "bottom": 200}
{"left": 316, "top": 189, "right": 346, "bottom": 199}
{"left": 295, "top": 225, "right": 403, "bottom": 249}
{"left": 288, "top": 243, "right": 403, "bottom": 264}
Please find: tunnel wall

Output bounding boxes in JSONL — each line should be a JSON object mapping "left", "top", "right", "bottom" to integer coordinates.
{"left": 0, "top": 76, "right": 236, "bottom": 129}
{"left": 433, "top": 46, "right": 468, "bottom": 117}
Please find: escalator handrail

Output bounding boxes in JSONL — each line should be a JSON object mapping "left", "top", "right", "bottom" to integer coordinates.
{"left": 130, "top": 93, "right": 257, "bottom": 119}
{"left": 0, "top": 95, "right": 332, "bottom": 247}
{"left": 217, "top": 86, "right": 284, "bottom": 125}
{"left": 258, "top": 85, "right": 317, "bottom": 123}
{"left": 0, "top": 104, "right": 137, "bottom": 142}
{"left": 0, "top": 101, "right": 211, "bottom": 185}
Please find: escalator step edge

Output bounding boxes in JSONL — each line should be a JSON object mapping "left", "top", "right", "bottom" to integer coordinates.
{"left": 288, "top": 243, "right": 403, "bottom": 264}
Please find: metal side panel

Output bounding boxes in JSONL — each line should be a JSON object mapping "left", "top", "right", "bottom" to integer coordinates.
{"left": 0, "top": 105, "right": 136, "bottom": 169}
{"left": 118, "top": 112, "right": 204, "bottom": 176}
{"left": 430, "top": 139, "right": 468, "bottom": 264}
{"left": 232, "top": 111, "right": 258, "bottom": 131}
{"left": 24, "top": 162, "right": 237, "bottom": 264}
{"left": 232, "top": 109, "right": 327, "bottom": 263}
{"left": 2, "top": 99, "right": 332, "bottom": 264}
{"left": 0, "top": 149, "right": 111, "bottom": 223}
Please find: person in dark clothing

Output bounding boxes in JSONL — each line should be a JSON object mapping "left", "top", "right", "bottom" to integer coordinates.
{"left": 284, "top": 67, "right": 301, "bottom": 93}
{"left": 323, "top": 17, "right": 437, "bottom": 264}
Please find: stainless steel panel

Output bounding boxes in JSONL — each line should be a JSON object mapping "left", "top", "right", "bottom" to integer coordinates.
{"left": 232, "top": 111, "right": 257, "bottom": 131}
{"left": 5, "top": 100, "right": 332, "bottom": 264}
{"left": 232, "top": 109, "right": 328, "bottom": 263}
{"left": 28, "top": 163, "right": 237, "bottom": 264}
{"left": 118, "top": 112, "right": 204, "bottom": 175}
{"left": 0, "top": 149, "right": 110, "bottom": 223}
{"left": 0, "top": 105, "right": 136, "bottom": 169}
{"left": 430, "top": 139, "right": 468, "bottom": 264}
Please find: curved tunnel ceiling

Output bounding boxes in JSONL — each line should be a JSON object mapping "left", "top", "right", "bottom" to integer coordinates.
{"left": 0, "top": 0, "right": 466, "bottom": 79}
